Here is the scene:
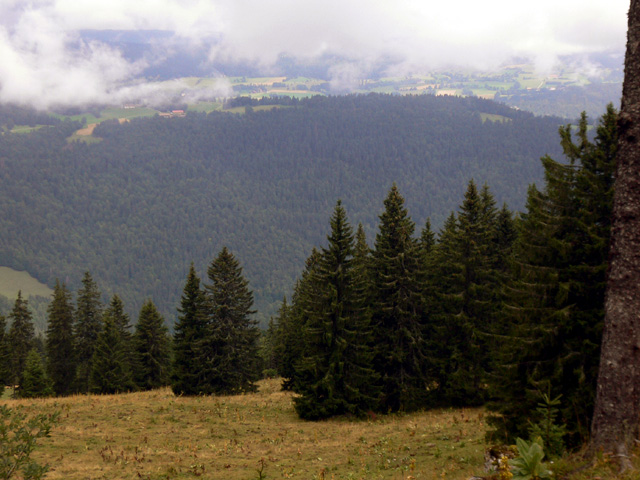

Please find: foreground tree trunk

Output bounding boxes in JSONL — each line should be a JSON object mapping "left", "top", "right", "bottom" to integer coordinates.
{"left": 590, "top": 0, "right": 640, "bottom": 468}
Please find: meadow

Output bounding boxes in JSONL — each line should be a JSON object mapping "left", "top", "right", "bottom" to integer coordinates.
{"left": 4, "top": 379, "right": 488, "bottom": 480}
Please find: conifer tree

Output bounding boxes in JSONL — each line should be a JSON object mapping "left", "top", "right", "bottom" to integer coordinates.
{"left": 74, "top": 272, "right": 103, "bottom": 393}
{"left": 198, "top": 247, "right": 260, "bottom": 395}
{"left": 134, "top": 300, "right": 171, "bottom": 390}
{"left": 102, "top": 294, "right": 136, "bottom": 387}
{"left": 279, "top": 249, "right": 322, "bottom": 391}
{"left": 262, "top": 298, "right": 287, "bottom": 376}
{"left": 172, "top": 263, "right": 208, "bottom": 395}
{"left": 89, "top": 315, "right": 133, "bottom": 394}
{"left": 429, "top": 181, "right": 500, "bottom": 406}
{"left": 489, "top": 108, "right": 618, "bottom": 446}
{"left": 8, "top": 292, "right": 35, "bottom": 387}
{"left": 18, "top": 349, "right": 53, "bottom": 399}
{"left": 45, "top": 280, "right": 76, "bottom": 396}
{"left": 294, "top": 201, "right": 379, "bottom": 419}
{"left": 0, "top": 314, "right": 10, "bottom": 387}
{"left": 371, "top": 185, "right": 428, "bottom": 412}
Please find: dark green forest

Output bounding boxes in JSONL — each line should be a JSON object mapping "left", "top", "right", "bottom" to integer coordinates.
{"left": 0, "top": 104, "right": 615, "bottom": 458}
{"left": 0, "top": 94, "right": 565, "bottom": 325}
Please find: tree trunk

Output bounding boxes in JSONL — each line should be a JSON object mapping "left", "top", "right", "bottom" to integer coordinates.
{"left": 590, "top": 0, "right": 640, "bottom": 469}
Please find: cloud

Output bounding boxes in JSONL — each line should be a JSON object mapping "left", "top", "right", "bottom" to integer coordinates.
{"left": 0, "top": 0, "right": 629, "bottom": 109}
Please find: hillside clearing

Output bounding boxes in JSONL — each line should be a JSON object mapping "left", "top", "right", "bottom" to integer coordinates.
{"left": 0, "top": 266, "right": 52, "bottom": 299}
{"left": 4, "top": 379, "right": 487, "bottom": 479}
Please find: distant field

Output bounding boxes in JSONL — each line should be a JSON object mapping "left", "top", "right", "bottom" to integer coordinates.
{"left": 4, "top": 379, "right": 487, "bottom": 480}
{"left": 479, "top": 113, "right": 511, "bottom": 123}
{"left": 54, "top": 107, "right": 158, "bottom": 126}
{"left": 0, "top": 266, "right": 52, "bottom": 299}
{"left": 9, "top": 125, "right": 47, "bottom": 134}
{"left": 225, "top": 105, "right": 291, "bottom": 114}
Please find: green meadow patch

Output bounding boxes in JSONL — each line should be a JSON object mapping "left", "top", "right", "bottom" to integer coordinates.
{"left": 0, "top": 266, "right": 52, "bottom": 299}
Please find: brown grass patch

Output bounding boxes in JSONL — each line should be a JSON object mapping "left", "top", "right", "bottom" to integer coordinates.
{"left": 3, "top": 379, "right": 488, "bottom": 479}
{"left": 75, "top": 123, "right": 97, "bottom": 136}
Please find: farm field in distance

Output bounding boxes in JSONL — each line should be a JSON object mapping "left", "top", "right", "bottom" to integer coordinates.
{"left": 5, "top": 59, "right": 622, "bottom": 141}
{"left": 6, "top": 379, "right": 487, "bottom": 480}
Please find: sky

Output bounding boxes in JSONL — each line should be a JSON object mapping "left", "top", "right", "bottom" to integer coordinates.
{"left": 0, "top": 0, "right": 630, "bottom": 110}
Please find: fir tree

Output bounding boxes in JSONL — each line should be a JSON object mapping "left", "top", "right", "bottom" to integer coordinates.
{"left": 371, "top": 185, "right": 428, "bottom": 412}
{"left": 294, "top": 201, "right": 379, "bottom": 419}
{"left": 45, "top": 280, "right": 76, "bottom": 396}
{"left": 198, "top": 247, "right": 260, "bottom": 395}
{"left": 429, "top": 181, "right": 499, "bottom": 406}
{"left": 133, "top": 300, "right": 171, "bottom": 390}
{"left": 278, "top": 249, "right": 322, "bottom": 391}
{"left": 18, "top": 349, "right": 53, "bottom": 399}
{"left": 0, "top": 314, "right": 10, "bottom": 387}
{"left": 489, "top": 108, "right": 618, "bottom": 446}
{"left": 102, "top": 295, "right": 136, "bottom": 388}
{"left": 172, "top": 263, "right": 208, "bottom": 396}
{"left": 8, "top": 292, "right": 35, "bottom": 387}
{"left": 74, "top": 272, "right": 103, "bottom": 393}
{"left": 89, "top": 315, "right": 132, "bottom": 394}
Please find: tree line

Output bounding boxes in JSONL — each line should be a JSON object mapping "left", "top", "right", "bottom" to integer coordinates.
{"left": 0, "top": 94, "right": 565, "bottom": 326}
{"left": 0, "top": 104, "right": 615, "bottom": 452}
{"left": 262, "top": 105, "right": 616, "bottom": 448}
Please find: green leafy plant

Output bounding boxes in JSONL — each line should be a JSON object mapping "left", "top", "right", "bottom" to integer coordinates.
{"left": 510, "top": 437, "right": 552, "bottom": 480}
{"left": 527, "top": 393, "right": 565, "bottom": 457}
{"left": 0, "top": 405, "right": 59, "bottom": 480}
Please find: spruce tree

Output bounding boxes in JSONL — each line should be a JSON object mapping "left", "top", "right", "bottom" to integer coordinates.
{"left": 74, "top": 272, "right": 103, "bottom": 393}
{"left": 102, "top": 294, "right": 136, "bottom": 388}
{"left": 371, "top": 185, "right": 428, "bottom": 412}
{"left": 429, "top": 181, "right": 500, "bottom": 406}
{"left": 294, "top": 201, "right": 379, "bottom": 419}
{"left": 18, "top": 349, "right": 53, "bottom": 399}
{"left": 45, "top": 280, "right": 76, "bottom": 396}
{"left": 279, "top": 249, "right": 322, "bottom": 391}
{"left": 8, "top": 292, "right": 35, "bottom": 387}
{"left": 133, "top": 300, "right": 171, "bottom": 390}
{"left": 172, "top": 263, "right": 208, "bottom": 395}
{"left": 89, "top": 315, "right": 132, "bottom": 394}
{"left": 0, "top": 314, "right": 10, "bottom": 387}
{"left": 489, "top": 108, "right": 618, "bottom": 446}
{"left": 198, "top": 247, "right": 260, "bottom": 395}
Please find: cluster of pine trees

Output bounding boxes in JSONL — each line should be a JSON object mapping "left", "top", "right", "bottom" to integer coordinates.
{"left": 0, "top": 273, "right": 171, "bottom": 397}
{"left": 0, "top": 246, "right": 262, "bottom": 400}
{"left": 0, "top": 104, "right": 616, "bottom": 451}
{"left": 264, "top": 105, "right": 617, "bottom": 447}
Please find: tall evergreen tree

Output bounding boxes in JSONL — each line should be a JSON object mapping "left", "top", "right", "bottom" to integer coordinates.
{"left": 172, "top": 263, "right": 208, "bottom": 395}
{"left": 371, "top": 185, "right": 428, "bottom": 412}
{"left": 45, "top": 280, "right": 76, "bottom": 396}
{"left": 134, "top": 300, "right": 171, "bottom": 390}
{"left": 0, "top": 314, "right": 10, "bottom": 387}
{"left": 8, "top": 292, "right": 35, "bottom": 387}
{"left": 197, "top": 247, "right": 260, "bottom": 395}
{"left": 429, "top": 181, "right": 500, "bottom": 406}
{"left": 279, "top": 249, "right": 322, "bottom": 391}
{"left": 294, "top": 201, "right": 379, "bottom": 419}
{"left": 18, "top": 349, "right": 53, "bottom": 399}
{"left": 489, "top": 108, "right": 618, "bottom": 446}
{"left": 74, "top": 272, "right": 103, "bottom": 393}
{"left": 102, "top": 294, "right": 136, "bottom": 387}
{"left": 89, "top": 314, "right": 132, "bottom": 394}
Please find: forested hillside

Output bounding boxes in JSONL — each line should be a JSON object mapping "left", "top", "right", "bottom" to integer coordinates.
{"left": 0, "top": 94, "right": 564, "bottom": 324}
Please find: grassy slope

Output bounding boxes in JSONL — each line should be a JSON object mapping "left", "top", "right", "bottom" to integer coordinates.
{"left": 3, "top": 380, "right": 638, "bottom": 479}
{"left": 0, "top": 266, "right": 52, "bottom": 299}
{"left": 5, "top": 379, "right": 487, "bottom": 480}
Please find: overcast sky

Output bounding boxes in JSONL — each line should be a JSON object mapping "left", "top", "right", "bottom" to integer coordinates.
{"left": 0, "top": 0, "right": 630, "bottom": 109}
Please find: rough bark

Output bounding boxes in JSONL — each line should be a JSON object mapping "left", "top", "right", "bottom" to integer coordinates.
{"left": 589, "top": 0, "right": 640, "bottom": 469}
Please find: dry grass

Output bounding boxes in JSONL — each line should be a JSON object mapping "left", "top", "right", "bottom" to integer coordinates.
{"left": 3, "top": 379, "right": 488, "bottom": 479}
